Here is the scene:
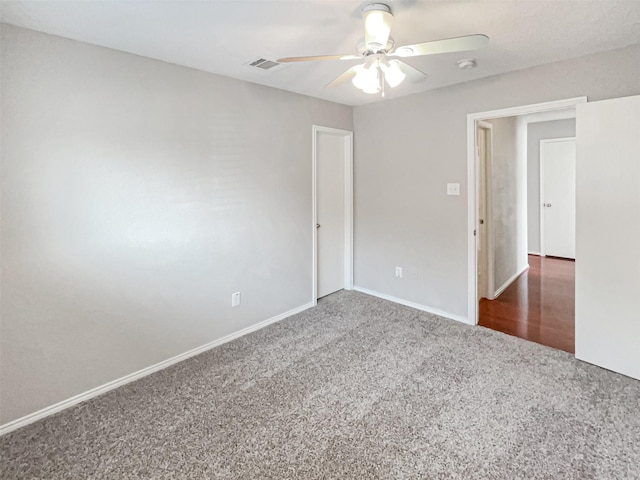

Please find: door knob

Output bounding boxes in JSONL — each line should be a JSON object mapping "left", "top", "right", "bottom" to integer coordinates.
{"left": 316, "top": 224, "right": 321, "bottom": 228}
{"left": 545, "top": 203, "right": 552, "bottom": 207}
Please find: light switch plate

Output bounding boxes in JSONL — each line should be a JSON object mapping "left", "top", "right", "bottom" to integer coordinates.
{"left": 231, "top": 292, "right": 241, "bottom": 307}
{"left": 447, "top": 183, "right": 460, "bottom": 196}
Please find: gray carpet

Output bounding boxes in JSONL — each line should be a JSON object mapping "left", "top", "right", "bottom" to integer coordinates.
{"left": 1, "top": 290, "right": 639, "bottom": 479}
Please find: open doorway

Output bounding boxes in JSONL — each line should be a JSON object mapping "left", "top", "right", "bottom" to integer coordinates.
{"left": 467, "top": 98, "right": 585, "bottom": 353}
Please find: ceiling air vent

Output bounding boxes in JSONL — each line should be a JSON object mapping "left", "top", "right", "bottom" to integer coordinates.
{"left": 248, "top": 58, "right": 280, "bottom": 70}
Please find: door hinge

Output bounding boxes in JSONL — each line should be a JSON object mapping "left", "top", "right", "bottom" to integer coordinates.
{"left": 473, "top": 229, "right": 477, "bottom": 236}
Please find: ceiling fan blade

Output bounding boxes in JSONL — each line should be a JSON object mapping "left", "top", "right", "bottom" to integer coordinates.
{"left": 396, "top": 61, "right": 428, "bottom": 83}
{"left": 391, "top": 34, "right": 489, "bottom": 58}
{"left": 277, "top": 54, "right": 362, "bottom": 63}
{"left": 325, "top": 67, "right": 358, "bottom": 88}
{"left": 363, "top": 4, "right": 394, "bottom": 52}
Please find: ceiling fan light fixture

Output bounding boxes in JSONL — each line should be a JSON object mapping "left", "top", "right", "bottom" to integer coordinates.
{"left": 362, "top": 4, "right": 393, "bottom": 52}
{"left": 381, "top": 60, "right": 406, "bottom": 88}
{"left": 362, "top": 81, "right": 382, "bottom": 95}
{"left": 352, "top": 63, "right": 381, "bottom": 94}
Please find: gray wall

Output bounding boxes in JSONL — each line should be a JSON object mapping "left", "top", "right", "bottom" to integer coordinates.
{"left": 486, "top": 116, "right": 528, "bottom": 293}
{"left": 0, "top": 25, "right": 352, "bottom": 424}
{"left": 527, "top": 119, "right": 576, "bottom": 254}
{"left": 353, "top": 43, "right": 640, "bottom": 319}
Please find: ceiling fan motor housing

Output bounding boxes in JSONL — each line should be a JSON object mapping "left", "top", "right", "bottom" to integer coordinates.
{"left": 357, "top": 38, "right": 394, "bottom": 55}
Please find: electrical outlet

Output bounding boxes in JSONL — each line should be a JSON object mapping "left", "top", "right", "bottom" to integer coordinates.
{"left": 395, "top": 266, "right": 403, "bottom": 278}
{"left": 231, "top": 292, "right": 241, "bottom": 307}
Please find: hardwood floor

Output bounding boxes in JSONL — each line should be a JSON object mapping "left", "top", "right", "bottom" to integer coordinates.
{"left": 479, "top": 255, "right": 575, "bottom": 353}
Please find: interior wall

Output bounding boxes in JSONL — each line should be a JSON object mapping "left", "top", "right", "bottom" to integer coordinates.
{"left": 0, "top": 24, "right": 352, "bottom": 425}
{"left": 526, "top": 119, "right": 576, "bottom": 254}
{"left": 352, "top": 43, "right": 640, "bottom": 320}
{"left": 486, "top": 116, "right": 528, "bottom": 293}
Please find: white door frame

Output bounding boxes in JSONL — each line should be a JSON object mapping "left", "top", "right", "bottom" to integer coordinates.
{"left": 466, "top": 97, "right": 587, "bottom": 325}
{"left": 312, "top": 125, "right": 354, "bottom": 305}
{"left": 539, "top": 136, "right": 576, "bottom": 257}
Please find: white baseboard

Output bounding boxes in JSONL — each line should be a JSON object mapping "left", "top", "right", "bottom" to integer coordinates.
{"left": 0, "top": 301, "right": 314, "bottom": 437}
{"left": 493, "top": 264, "right": 529, "bottom": 299}
{"left": 528, "top": 251, "right": 541, "bottom": 256}
{"left": 353, "top": 286, "right": 471, "bottom": 325}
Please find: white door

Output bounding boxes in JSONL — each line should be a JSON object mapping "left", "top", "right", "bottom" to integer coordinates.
{"left": 477, "top": 123, "right": 493, "bottom": 299}
{"left": 541, "top": 138, "right": 576, "bottom": 258}
{"left": 315, "top": 127, "right": 353, "bottom": 299}
{"left": 575, "top": 95, "right": 640, "bottom": 380}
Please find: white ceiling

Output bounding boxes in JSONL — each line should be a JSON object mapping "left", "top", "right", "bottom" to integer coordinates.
{"left": 2, "top": 1, "right": 639, "bottom": 106}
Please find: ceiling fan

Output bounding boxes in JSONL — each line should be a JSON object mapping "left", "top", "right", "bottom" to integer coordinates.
{"left": 277, "top": 3, "right": 489, "bottom": 96}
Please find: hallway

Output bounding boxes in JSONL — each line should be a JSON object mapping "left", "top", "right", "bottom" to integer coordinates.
{"left": 479, "top": 255, "right": 575, "bottom": 353}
